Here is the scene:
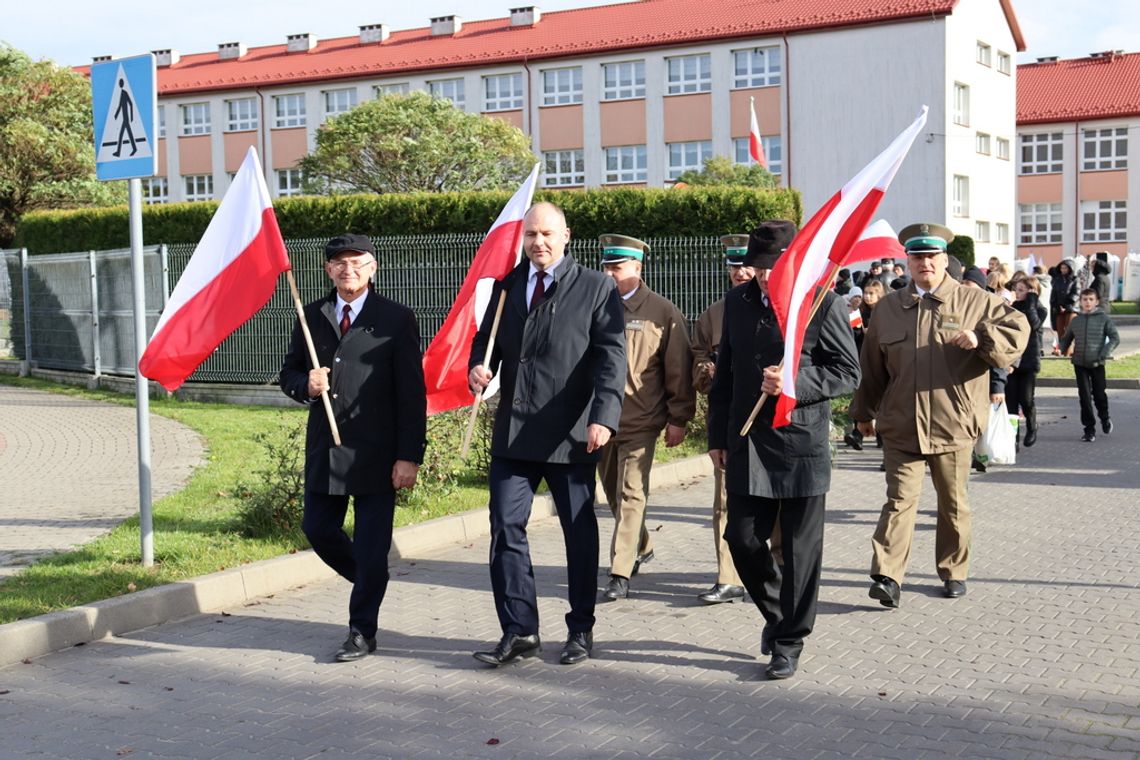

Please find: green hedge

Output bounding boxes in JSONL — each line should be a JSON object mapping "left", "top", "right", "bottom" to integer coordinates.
{"left": 15, "top": 186, "right": 802, "bottom": 254}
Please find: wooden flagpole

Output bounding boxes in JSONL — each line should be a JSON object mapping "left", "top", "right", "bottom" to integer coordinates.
{"left": 739, "top": 263, "right": 842, "bottom": 437}
{"left": 286, "top": 269, "right": 342, "bottom": 447}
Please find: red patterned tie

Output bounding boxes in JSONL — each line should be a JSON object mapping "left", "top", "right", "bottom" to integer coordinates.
{"left": 529, "top": 272, "right": 546, "bottom": 312}
{"left": 339, "top": 304, "right": 351, "bottom": 337}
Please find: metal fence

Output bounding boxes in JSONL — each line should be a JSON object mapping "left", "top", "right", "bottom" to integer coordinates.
{"left": 3, "top": 235, "right": 729, "bottom": 384}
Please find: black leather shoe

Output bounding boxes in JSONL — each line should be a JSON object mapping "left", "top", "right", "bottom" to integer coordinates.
{"left": 631, "top": 549, "right": 654, "bottom": 576}
{"left": 1102, "top": 419, "right": 1113, "bottom": 435}
{"left": 1082, "top": 431, "right": 1096, "bottom": 443}
{"left": 868, "top": 575, "right": 901, "bottom": 608}
{"left": 559, "top": 632, "right": 593, "bottom": 665}
{"left": 761, "top": 623, "right": 776, "bottom": 656}
{"left": 601, "top": 575, "right": 629, "bottom": 601}
{"left": 698, "top": 584, "right": 745, "bottom": 604}
{"left": 943, "top": 580, "right": 967, "bottom": 598}
{"left": 472, "top": 633, "right": 541, "bottom": 666}
{"left": 971, "top": 456, "right": 987, "bottom": 473}
{"left": 1023, "top": 427, "right": 1037, "bottom": 447}
{"left": 765, "top": 653, "right": 798, "bottom": 680}
{"left": 843, "top": 430, "right": 864, "bottom": 451}
{"left": 334, "top": 630, "right": 377, "bottom": 662}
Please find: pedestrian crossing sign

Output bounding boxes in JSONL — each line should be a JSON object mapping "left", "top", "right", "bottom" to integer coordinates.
{"left": 91, "top": 54, "right": 158, "bottom": 181}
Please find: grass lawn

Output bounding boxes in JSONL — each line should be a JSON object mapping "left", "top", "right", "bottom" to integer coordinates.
{"left": 1109, "top": 301, "right": 1138, "bottom": 315}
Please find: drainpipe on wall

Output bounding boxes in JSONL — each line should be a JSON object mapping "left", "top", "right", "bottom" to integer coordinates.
{"left": 782, "top": 32, "right": 791, "bottom": 189}
{"left": 1074, "top": 120, "right": 1081, "bottom": 259}
{"left": 522, "top": 57, "right": 533, "bottom": 139}
{"left": 256, "top": 87, "right": 269, "bottom": 186}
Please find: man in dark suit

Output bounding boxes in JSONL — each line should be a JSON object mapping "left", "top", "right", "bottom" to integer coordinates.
{"left": 707, "top": 221, "right": 861, "bottom": 680}
{"left": 468, "top": 202, "right": 626, "bottom": 667}
{"left": 280, "top": 233, "right": 427, "bottom": 663}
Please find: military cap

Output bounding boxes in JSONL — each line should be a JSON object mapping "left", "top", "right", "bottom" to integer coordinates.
{"left": 599, "top": 234, "right": 649, "bottom": 264}
{"left": 898, "top": 222, "right": 954, "bottom": 254}
{"left": 744, "top": 220, "right": 798, "bottom": 269}
{"left": 324, "top": 233, "right": 376, "bottom": 261}
{"left": 719, "top": 234, "right": 750, "bottom": 266}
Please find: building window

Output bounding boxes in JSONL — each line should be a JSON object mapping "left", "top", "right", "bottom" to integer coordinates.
{"left": 1081, "top": 200, "right": 1127, "bottom": 242}
{"left": 975, "top": 221, "right": 991, "bottom": 242}
{"left": 953, "top": 83, "right": 969, "bottom": 127}
{"left": 1082, "top": 127, "right": 1128, "bottom": 171}
{"left": 157, "top": 106, "right": 165, "bottom": 139}
{"left": 1019, "top": 203, "right": 1063, "bottom": 244}
{"left": 225, "top": 97, "right": 258, "bottom": 132}
{"left": 733, "top": 46, "right": 782, "bottom": 88}
{"left": 141, "top": 177, "right": 168, "bottom": 204}
{"left": 996, "top": 223, "right": 1010, "bottom": 244}
{"left": 734, "top": 136, "right": 783, "bottom": 176}
{"left": 323, "top": 88, "right": 358, "bottom": 117}
{"left": 667, "top": 140, "right": 712, "bottom": 180}
{"left": 274, "top": 94, "right": 306, "bottom": 128}
{"left": 997, "top": 137, "right": 1010, "bottom": 160}
{"left": 375, "top": 83, "right": 410, "bottom": 97}
{"left": 976, "top": 42, "right": 992, "bottom": 67}
{"left": 1019, "top": 132, "right": 1063, "bottom": 174}
{"left": 183, "top": 174, "right": 213, "bottom": 202}
{"left": 483, "top": 73, "right": 524, "bottom": 111}
{"left": 604, "top": 145, "right": 647, "bottom": 183}
{"left": 953, "top": 175, "right": 969, "bottom": 217}
{"left": 428, "top": 78, "right": 466, "bottom": 107}
{"left": 542, "top": 67, "right": 583, "bottom": 106}
{"left": 276, "top": 169, "right": 303, "bottom": 197}
{"left": 603, "top": 61, "right": 645, "bottom": 100}
{"left": 976, "top": 132, "right": 991, "bottom": 155}
{"left": 542, "top": 150, "right": 585, "bottom": 187}
{"left": 666, "top": 54, "right": 711, "bottom": 95}
{"left": 180, "top": 103, "right": 211, "bottom": 136}
{"left": 997, "top": 51, "right": 1011, "bottom": 75}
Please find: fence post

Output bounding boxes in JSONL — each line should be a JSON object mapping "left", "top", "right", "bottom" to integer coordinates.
{"left": 89, "top": 249, "right": 102, "bottom": 379}
{"left": 19, "top": 247, "right": 31, "bottom": 376}
{"left": 159, "top": 243, "right": 170, "bottom": 307}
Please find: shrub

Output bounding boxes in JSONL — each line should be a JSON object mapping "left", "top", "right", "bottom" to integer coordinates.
{"left": 233, "top": 416, "right": 308, "bottom": 542}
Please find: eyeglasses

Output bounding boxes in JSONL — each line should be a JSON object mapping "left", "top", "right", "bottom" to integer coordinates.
{"left": 328, "top": 258, "right": 375, "bottom": 271}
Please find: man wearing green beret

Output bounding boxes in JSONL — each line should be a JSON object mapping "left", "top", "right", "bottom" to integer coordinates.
{"left": 597, "top": 234, "right": 696, "bottom": 602}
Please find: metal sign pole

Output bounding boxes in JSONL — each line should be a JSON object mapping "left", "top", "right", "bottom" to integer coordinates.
{"left": 128, "top": 178, "right": 154, "bottom": 567}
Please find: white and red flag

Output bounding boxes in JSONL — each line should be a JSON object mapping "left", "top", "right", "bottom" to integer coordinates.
{"left": 139, "top": 147, "right": 290, "bottom": 391}
{"left": 847, "top": 219, "right": 906, "bottom": 268}
{"left": 749, "top": 96, "right": 768, "bottom": 169}
{"left": 766, "top": 106, "right": 929, "bottom": 427}
{"left": 422, "top": 163, "right": 540, "bottom": 415}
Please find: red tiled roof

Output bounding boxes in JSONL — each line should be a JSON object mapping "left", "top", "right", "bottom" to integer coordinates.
{"left": 1018, "top": 52, "right": 1140, "bottom": 124}
{"left": 78, "top": 0, "right": 1024, "bottom": 96}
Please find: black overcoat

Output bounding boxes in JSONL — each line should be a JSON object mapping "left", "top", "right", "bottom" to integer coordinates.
{"left": 281, "top": 289, "right": 427, "bottom": 495}
{"left": 707, "top": 280, "right": 860, "bottom": 498}
{"left": 470, "top": 255, "right": 626, "bottom": 464}
{"left": 1012, "top": 293, "right": 1043, "bottom": 374}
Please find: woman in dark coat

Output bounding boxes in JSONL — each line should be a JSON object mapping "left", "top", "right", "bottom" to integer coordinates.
{"left": 1091, "top": 257, "right": 1113, "bottom": 313}
{"left": 1008, "top": 277, "right": 1045, "bottom": 447}
{"left": 1049, "top": 259, "right": 1079, "bottom": 354}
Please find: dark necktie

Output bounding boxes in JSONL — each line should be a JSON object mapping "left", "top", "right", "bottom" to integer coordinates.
{"left": 529, "top": 272, "right": 546, "bottom": 312}
{"left": 339, "top": 304, "right": 351, "bottom": 336}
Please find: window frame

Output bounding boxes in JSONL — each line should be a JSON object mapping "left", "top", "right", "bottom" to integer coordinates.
{"left": 323, "top": 88, "right": 358, "bottom": 117}
{"left": 976, "top": 132, "right": 991, "bottom": 155}
{"left": 997, "top": 51, "right": 1011, "bottom": 75}
{"left": 996, "top": 223, "right": 1010, "bottom": 245}
{"left": 953, "top": 83, "right": 970, "bottom": 127}
{"left": 603, "top": 144, "right": 648, "bottom": 184}
{"left": 1081, "top": 199, "right": 1127, "bottom": 243}
{"left": 428, "top": 77, "right": 466, "bottom": 107}
{"left": 974, "top": 221, "right": 991, "bottom": 243}
{"left": 666, "top": 140, "right": 713, "bottom": 180}
{"left": 375, "top": 83, "right": 410, "bottom": 97}
{"left": 542, "top": 149, "right": 585, "bottom": 187}
{"left": 224, "top": 97, "right": 258, "bottom": 132}
{"left": 483, "top": 73, "right": 524, "bottom": 112}
{"left": 541, "top": 67, "right": 583, "bottom": 106}
{"left": 976, "top": 41, "right": 992, "bottom": 67}
{"left": 996, "top": 137, "right": 1010, "bottom": 161}
{"left": 1019, "top": 132, "right": 1064, "bottom": 174}
{"left": 141, "top": 177, "right": 168, "bottom": 204}
{"left": 183, "top": 174, "right": 214, "bottom": 202}
{"left": 732, "top": 46, "right": 782, "bottom": 89}
{"left": 179, "top": 102, "right": 211, "bottom": 136}
{"left": 273, "top": 94, "right": 307, "bottom": 129}
{"left": 1082, "top": 126, "right": 1128, "bottom": 171}
{"left": 665, "top": 53, "right": 711, "bottom": 95}
{"left": 734, "top": 135, "right": 783, "bottom": 176}
{"left": 1018, "top": 202, "right": 1063, "bottom": 245}
{"left": 952, "top": 175, "right": 970, "bottom": 218}
{"left": 276, "top": 168, "right": 304, "bottom": 198}
{"left": 602, "top": 60, "right": 646, "bottom": 101}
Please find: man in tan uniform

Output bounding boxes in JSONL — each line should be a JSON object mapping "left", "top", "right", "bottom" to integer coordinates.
{"left": 851, "top": 223, "right": 1028, "bottom": 608}
{"left": 597, "top": 234, "right": 696, "bottom": 601}
{"left": 690, "top": 235, "right": 752, "bottom": 603}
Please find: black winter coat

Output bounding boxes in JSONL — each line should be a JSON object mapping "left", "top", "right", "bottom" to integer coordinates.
{"left": 1050, "top": 260, "right": 1079, "bottom": 313}
{"left": 1011, "top": 293, "right": 1043, "bottom": 374}
{"left": 281, "top": 289, "right": 427, "bottom": 495}
{"left": 707, "top": 281, "right": 860, "bottom": 498}
{"left": 471, "top": 255, "right": 626, "bottom": 464}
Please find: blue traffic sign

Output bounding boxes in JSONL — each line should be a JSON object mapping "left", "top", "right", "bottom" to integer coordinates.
{"left": 91, "top": 54, "right": 158, "bottom": 181}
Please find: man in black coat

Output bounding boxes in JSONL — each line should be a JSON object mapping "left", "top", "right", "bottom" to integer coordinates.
{"left": 468, "top": 202, "right": 626, "bottom": 667}
{"left": 280, "top": 233, "right": 427, "bottom": 662}
{"left": 707, "top": 220, "right": 861, "bottom": 680}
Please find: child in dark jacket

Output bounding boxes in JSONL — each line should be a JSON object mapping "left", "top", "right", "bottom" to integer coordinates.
{"left": 1059, "top": 288, "right": 1121, "bottom": 442}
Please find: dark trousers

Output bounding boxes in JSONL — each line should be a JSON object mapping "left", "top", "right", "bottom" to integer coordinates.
{"left": 724, "top": 492, "right": 825, "bottom": 659}
{"left": 303, "top": 490, "right": 395, "bottom": 639}
{"left": 1005, "top": 370, "right": 1038, "bottom": 420}
{"left": 1074, "top": 365, "right": 1110, "bottom": 432}
{"left": 487, "top": 457, "right": 599, "bottom": 636}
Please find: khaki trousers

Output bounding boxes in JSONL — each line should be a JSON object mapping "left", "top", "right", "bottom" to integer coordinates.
{"left": 598, "top": 430, "right": 658, "bottom": 579}
{"left": 711, "top": 468, "right": 743, "bottom": 585}
{"left": 871, "top": 446, "right": 971, "bottom": 586}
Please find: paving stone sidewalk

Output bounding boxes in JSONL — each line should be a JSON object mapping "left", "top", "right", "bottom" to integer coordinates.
{"left": 0, "top": 385, "right": 205, "bottom": 577}
{"left": 1, "top": 387, "right": 1137, "bottom": 759}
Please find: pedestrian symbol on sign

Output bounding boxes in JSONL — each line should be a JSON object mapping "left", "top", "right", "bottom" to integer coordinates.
{"left": 96, "top": 64, "right": 152, "bottom": 164}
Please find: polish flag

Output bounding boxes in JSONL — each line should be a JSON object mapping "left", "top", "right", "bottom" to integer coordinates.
{"left": 139, "top": 147, "right": 290, "bottom": 391}
{"left": 767, "top": 106, "right": 929, "bottom": 427}
{"left": 749, "top": 97, "right": 768, "bottom": 169}
{"left": 849, "top": 310, "right": 864, "bottom": 329}
{"left": 422, "top": 163, "right": 540, "bottom": 415}
{"left": 845, "top": 219, "right": 905, "bottom": 269}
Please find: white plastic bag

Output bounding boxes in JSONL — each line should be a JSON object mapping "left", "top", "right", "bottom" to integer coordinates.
{"left": 975, "top": 402, "right": 1017, "bottom": 466}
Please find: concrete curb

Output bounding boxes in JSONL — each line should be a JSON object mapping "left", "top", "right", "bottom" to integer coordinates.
{"left": 0, "top": 454, "right": 712, "bottom": 667}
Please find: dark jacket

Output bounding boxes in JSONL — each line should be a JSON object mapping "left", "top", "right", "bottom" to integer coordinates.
{"left": 1092, "top": 259, "right": 1113, "bottom": 312}
{"left": 1060, "top": 310, "right": 1121, "bottom": 368}
{"left": 1050, "top": 259, "right": 1079, "bottom": 314}
{"left": 470, "top": 254, "right": 626, "bottom": 463}
{"left": 281, "top": 289, "right": 427, "bottom": 495}
{"left": 708, "top": 281, "right": 860, "bottom": 498}
{"left": 1011, "top": 292, "right": 1044, "bottom": 374}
